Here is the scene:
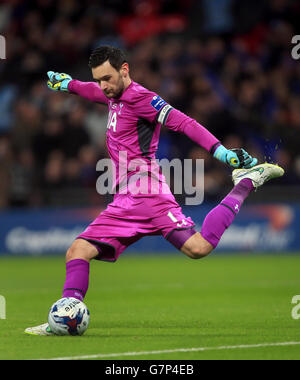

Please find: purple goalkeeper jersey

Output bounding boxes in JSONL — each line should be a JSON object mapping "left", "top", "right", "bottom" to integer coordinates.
{"left": 68, "top": 79, "right": 220, "bottom": 194}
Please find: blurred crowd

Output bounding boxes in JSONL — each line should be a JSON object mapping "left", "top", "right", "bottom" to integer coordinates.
{"left": 0, "top": 0, "right": 299, "bottom": 208}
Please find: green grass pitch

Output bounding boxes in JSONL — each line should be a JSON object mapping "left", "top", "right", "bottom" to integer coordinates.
{"left": 0, "top": 253, "right": 300, "bottom": 360}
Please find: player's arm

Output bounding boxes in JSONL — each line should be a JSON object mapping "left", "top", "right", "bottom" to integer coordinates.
{"left": 47, "top": 71, "right": 108, "bottom": 104}
{"left": 135, "top": 91, "right": 257, "bottom": 169}
{"left": 161, "top": 106, "right": 257, "bottom": 169}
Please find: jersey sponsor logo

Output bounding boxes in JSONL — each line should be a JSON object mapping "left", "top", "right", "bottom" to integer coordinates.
{"left": 150, "top": 95, "right": 167, "bottom": 111}
{"left": 157, "top": 104, "right": 173, "bottom": 125}
{"left": 107, "top": 110, "right": 117, "bottom": 132}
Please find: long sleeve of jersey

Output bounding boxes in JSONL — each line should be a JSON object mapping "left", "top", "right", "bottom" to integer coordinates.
{"left": 69, "top": 80, "right": 220, "bottom": 154}
{"left": 163, "top": 107, "right": 220, "bottom": 153}
{"left": 134, "top": 89, "right": 220, "bottom": 154}
{"left": 68, "top": 80, "right": 109, "bottom": 104}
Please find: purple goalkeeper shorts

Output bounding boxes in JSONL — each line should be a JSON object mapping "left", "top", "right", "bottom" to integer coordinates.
{"left": 77, "top": 192, "right": 196, "bottom": 262}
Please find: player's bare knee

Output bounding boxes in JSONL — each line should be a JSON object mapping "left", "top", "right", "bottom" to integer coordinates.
{"left": 181, "top": 232, "right": 213, "bottom": 260}
{"left": 65, "top": 244, "right": 78, "bottom": 262}
{"left": 66, "top": 239, "right": 98, "bottom": 262}
{"left": 187, "top": 245, "right": 212, "bottom": 260}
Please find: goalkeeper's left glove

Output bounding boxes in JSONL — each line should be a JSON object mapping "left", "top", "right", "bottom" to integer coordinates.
{"left": 47, "top": 71, "right": 72, "bottom": 92}
{"left": 213, "top": 145, "right": 258, "bottom": 169}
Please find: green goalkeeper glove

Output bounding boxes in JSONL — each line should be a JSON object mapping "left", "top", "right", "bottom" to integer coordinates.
{"left": 214, "top": 145, "right": 258, "bottom": 169}
{"left": 47, "top": 71, "right": 72, "bottom": 92}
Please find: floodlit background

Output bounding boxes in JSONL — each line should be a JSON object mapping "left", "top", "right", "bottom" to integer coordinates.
{"left": 0, "top": 0, "right": 299, "bottom": 254}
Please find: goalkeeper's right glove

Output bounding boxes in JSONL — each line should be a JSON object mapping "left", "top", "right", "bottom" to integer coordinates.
{"left": 47, "top": 71, "right": 72, "bottom": 92}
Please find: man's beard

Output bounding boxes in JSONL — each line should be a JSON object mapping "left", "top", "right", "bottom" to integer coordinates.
{"left": 106, "top": 76, "right": 125, "bottom": 99}
{"left": 113, "top": 79, "right": 125, "bottom": 99}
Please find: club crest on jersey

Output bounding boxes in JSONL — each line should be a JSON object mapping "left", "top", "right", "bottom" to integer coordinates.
{"left": 150, "top": 95, "right": 167, "bottom": 111}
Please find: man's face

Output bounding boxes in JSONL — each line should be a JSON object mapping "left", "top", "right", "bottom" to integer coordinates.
{"left": 92, "top": 60, "right": 127, "bottom": 99}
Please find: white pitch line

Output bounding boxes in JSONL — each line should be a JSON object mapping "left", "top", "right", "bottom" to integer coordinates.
{"left": 40, "top": 341, "right": 300, "bottom": 360}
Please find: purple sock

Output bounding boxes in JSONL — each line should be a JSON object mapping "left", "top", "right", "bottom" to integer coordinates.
{"left": 201, "top": 179, "right": 254, "bottom": 248}
{"left": 62, "top": 259, "right": 90, "bottom": 301}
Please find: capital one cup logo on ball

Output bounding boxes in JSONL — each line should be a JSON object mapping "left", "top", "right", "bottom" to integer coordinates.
{"left": 48, "top": 297, "right": 90, "bottom": 335}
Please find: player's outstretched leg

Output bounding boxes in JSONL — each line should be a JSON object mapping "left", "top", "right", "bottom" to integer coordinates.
{"left": 24, "top": 239, "right": 98, "bottom": 336}
{"left": 181, "top": 163, "right": 284, "bottom": 259}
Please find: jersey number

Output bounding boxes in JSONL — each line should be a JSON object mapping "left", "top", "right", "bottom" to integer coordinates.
{"left": 167, "top": 211, "right": 188, "bottom": 228}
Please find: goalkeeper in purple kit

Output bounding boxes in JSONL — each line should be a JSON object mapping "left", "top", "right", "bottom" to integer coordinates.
{"left": 25, "top": 46, "right": 284, "bottom": 335}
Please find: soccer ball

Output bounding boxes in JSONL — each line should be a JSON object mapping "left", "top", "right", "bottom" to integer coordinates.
{"left": 48, "top": 297, "right": 90, "bottom": 336}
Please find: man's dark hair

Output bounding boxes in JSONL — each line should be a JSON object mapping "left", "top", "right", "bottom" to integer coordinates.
{"left": 88, "top": 46, "right": 127, "bottom": 71}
